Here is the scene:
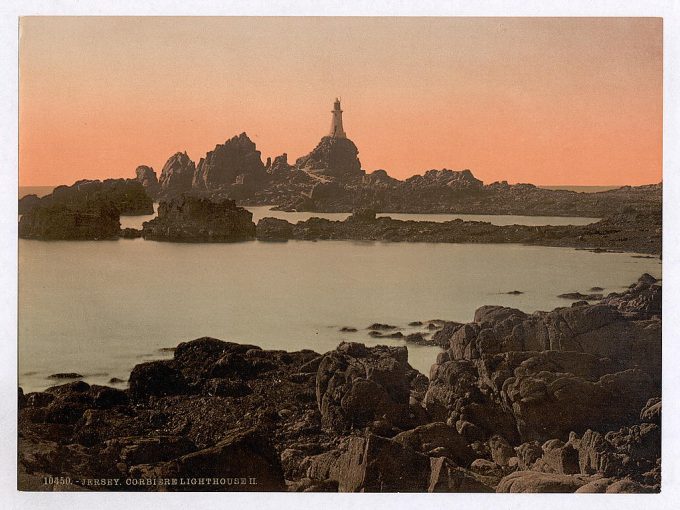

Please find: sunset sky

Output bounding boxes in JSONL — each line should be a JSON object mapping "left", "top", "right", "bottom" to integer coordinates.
{"left": 19, "top": 17, "right": 662, "bottom": 187}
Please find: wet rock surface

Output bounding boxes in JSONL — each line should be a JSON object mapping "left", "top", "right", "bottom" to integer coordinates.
{"left": 18, "top": 276, "right": 660, "bottom": 492}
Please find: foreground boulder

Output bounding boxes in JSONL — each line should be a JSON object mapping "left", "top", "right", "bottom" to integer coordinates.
{"left": 129, "top": 427, "right": 286, "bottom": 491}
{"left": 305, "top": 432, "right": 491, "bottom": 492}
{"left": 424, "top": 276, "right": 661, "bottom": 444}
{"left": 142, "top": 195, "right": 256, "bottom": 242}
{"left": 315, "top": 342, "right": 427, "bottom": 433}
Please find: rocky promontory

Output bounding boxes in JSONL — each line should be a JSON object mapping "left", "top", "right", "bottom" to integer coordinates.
{"left": 18, "top": 275, "right": 660, "bottom": 492}
{"left": 141, "top": 195, "right": 255, "bottom": 242}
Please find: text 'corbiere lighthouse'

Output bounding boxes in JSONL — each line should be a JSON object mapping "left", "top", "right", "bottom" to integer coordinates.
{"left": 329, "top": 98, "right": 347, "bottom": 139}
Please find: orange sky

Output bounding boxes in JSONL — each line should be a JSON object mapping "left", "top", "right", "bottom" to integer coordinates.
{"left": 19, "top": 17, "right": 662, "bottom": 186}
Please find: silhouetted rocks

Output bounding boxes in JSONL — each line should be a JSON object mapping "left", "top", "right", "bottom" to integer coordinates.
{"left": 119, "top": 228, "right": 143, "bottom": 239}
{"left": 142, "top": 195, "right": 255, "bottom": 242}
{"left": 18, "top": 276, "right": 660, "bottom": 492}
{"left": 193, "top": 133, "right": 268, "bottom": 193}
{"left": 48, "top": 373, "right": 83, "bottom": 380}
{"left": 19, "top": 179, "right": 153, "bottom": 216}
{"left": 125, "top": 132, "right": 660, "bottom": 228}
{"left": 255, "top": 209, "right": 661, "bottom": 255}
{"left": 558, "top": 292, "right": 604, "bottom": 301}
{"left": 17, "top": 194, "right": 41, "bottom": 214}
{"left": 19, "top": 200, "right": 121, "bottom": 240}
{"left": 295, "top": 136, "right": 362, "bottom": 178}
{"left": 135, "top": 165, "right": 160, "bottom": 198}
{"left": 159, "top": 152, "right": 196, "bottom": 197}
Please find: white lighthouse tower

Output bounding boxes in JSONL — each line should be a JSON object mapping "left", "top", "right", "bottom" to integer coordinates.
{"left": 329, "top": 98, "right": 347, "bottom": 139}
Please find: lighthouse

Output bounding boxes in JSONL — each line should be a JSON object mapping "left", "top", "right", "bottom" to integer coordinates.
{"left": 329, "top": 98, "right": 347, "bottom": 139}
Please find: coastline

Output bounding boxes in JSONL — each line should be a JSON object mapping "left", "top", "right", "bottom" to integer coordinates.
{"left": 18, "top": 274, "right": 661, "bottom": 493}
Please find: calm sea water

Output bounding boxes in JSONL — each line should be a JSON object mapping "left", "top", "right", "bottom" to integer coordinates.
{"left": 119, "top": 205, "right": 599, "bottom": 229}
{"left": 18, "top": 237, "right": 660, "bottom": 392}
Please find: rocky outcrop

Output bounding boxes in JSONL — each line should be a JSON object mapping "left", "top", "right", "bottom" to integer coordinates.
{"left": 19, "top": 179, "right": 153, "bottom": 216}
{"left": 142, "top": 195, "right": 255, "bottom": 242}
{"left": 193, "top": 133, "right": 267, "bottom": 192}
{"left": 158, "top": 152, "right": 196, "bottom": 197}
{"left": 267, "top": 153, "right": 294, "bottom": 178}
{"left": 19, "top": 200, "right": 120, "bottom": 240}
{"left": 424, "top": 276, "right": 661, "bottom": 447}
{"left": 295, "top": 136, "right": 363, "bottom": 178}
{"left": 135, "top": 165, "right": 160, "bottom": 199}
{"left": 255, "top": 210, "right": 662, "bottom": 255}
{"left": 404, "top": 169, "right": 482, "bottom": 190}
{"left": 17, "top": 277, "right": 661, "bottom": 492}
{"left": 315, "top": 342, "right": 427, "bottom": 434}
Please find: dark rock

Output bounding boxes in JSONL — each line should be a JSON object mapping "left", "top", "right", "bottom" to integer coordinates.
{"left": 347, "top": 208, "right": 376, "bottom": 222}
{"left": 19, "top": 200, "right": 120, "bottom": 240}
{"left": 128, "top": 361, "right": 187, "bottom": 402}
{"left": 193, "top": 133, "right": 267, "bottom": 192}
{"left": 135, "top": 165, "right": 160, "bottom": 198}
{"left": 428, "top": 457, "right": 494, "bottom": 492}
{"left": 131, "top": 427, "right": 285, "bottom": 491}
{"left": 506, "top": 290, "right": 523, "bottom": 295}
{"left": 295, "top": 136, "right": 363, "bottom": 178}
{"left": 640, "top": 398, "right": 661, "bottom": 424}
{"left": 367, "top": 323, "right": 397, "bottom": 331}
{"left": 142, "top": 195, "right": 255, "bottom": 242}
{"left": 48, "top": 373, "right": 84, "bottom": 380}
{"left": 496, "top": 471, "right": 588, "bottom": 493}
{"left": 256, "top": 217, "right": 293, "bottom": 241}
{"left": 120, "top": 227, "right": 143, "bottom": 239}
{"left": 558, "top": 292, "right": 603, "bottom": 301}
{"left": 315, "top": 342, "right": 421, "bottom": 433}
{"left": 158, "top": 152, "right": 196, "bottom": 197}
{"left": 392, "top": 422, "right": 476, "bottom": 467}
{"left": 306, "top": 433, "right": 431, "bottom": 492}
{"left": 19, "top": 178, "right": 153, "bottom": 216}
{"left": 339, "top": 327, "right": 357, "bottom": 333}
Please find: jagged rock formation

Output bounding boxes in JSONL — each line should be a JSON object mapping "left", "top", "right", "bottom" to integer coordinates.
{"left": 129, "top": 132, "right": 660, "bottom": 219}
{"left": 158, "top": 152, "right": 196, "bottom": 197}
{"left": 267, "top": 153, "right": 294, "bottom": 177}
{"left": 193, "top": 133, "right": 268, "bottom": 193}
{"left": 18, "top": 179, "right": 153, "bottom": 216}
{"left": 295, "top": 137, "right": 363, "bottom": 178}
{"left": 141, "top": 195, "right": 255, "bottom": 242}
{"left": 135, "top": 165, "right": 160, "bottom": 199}
{"left": 17, "top": 276, "right": 660, "bottom": 492}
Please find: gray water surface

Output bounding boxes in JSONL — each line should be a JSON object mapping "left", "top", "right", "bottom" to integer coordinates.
{"left": 18, "top": 238, "right": 660, "bottom": 392}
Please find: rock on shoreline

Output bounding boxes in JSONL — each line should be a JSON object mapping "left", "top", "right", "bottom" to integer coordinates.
{"left": 18, "top": 275, "right": 660, "bottom": 492}
{"left": 255, "top": 209, "right": 661, "bottom": 255}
